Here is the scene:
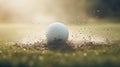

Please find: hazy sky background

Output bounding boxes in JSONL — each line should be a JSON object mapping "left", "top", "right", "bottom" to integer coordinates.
{"left": 0, "top": 0, "right": 120, "bottom": 24}
{"left": 0, "top": 0, "right": 92, "bottom": 24}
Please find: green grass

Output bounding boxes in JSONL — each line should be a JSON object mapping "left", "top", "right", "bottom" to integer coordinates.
{"left": 0, "top": 23, "right": 120, "bottom": 67}
{"left": 0, "top": 42, "right": 120, "bottom": 67}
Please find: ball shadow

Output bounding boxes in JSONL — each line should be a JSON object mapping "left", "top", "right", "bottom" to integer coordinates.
{"left": 47, "top": 42, "right": 74, "bottom": 52}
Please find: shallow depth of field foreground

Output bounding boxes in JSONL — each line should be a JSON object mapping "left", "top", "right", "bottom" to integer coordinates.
{"left": 0, "top": 23, "right": 120, "bottom": 67}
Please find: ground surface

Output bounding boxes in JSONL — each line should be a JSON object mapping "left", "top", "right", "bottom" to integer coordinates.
{"left": 0, "top": 23, "right": 120, "bottom": 67}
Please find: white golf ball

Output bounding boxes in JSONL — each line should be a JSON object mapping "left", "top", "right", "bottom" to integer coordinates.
{"left": 46, "top": 22, "right": 69, "bottom": 44}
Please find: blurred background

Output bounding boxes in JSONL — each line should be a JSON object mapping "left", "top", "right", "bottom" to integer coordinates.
{"left": 0, "top": 0, "right": 120, "bottom": 24}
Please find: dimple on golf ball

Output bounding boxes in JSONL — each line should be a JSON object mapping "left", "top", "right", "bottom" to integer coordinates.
{"left": 46, "top": 22, "right": 69, "bottom": 44}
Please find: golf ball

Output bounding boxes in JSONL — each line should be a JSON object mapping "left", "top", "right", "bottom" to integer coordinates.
{"left": 46, "top": 22, "right": 69, "bottom": 44}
